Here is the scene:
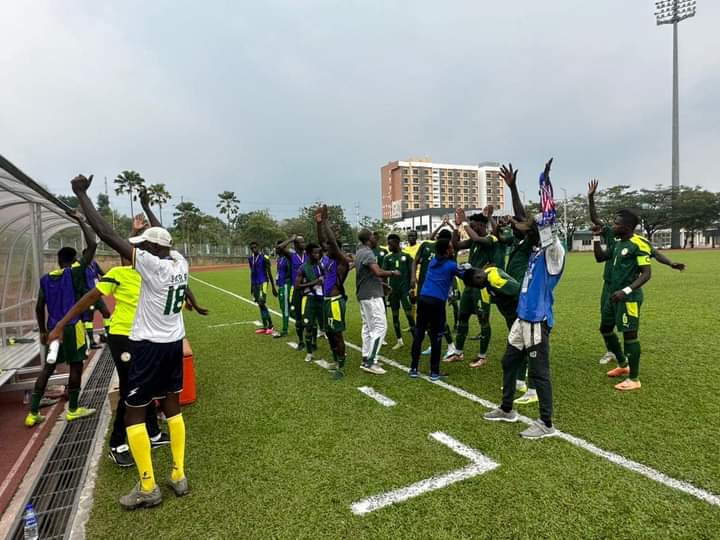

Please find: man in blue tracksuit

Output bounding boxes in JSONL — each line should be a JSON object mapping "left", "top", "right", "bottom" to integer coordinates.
{"left": 484, "top": 220, "right": 566, "bottom": 439}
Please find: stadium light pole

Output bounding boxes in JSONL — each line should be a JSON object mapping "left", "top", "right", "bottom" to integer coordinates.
{"left": 655, "top": 0, "right": 696, "bottom": 249}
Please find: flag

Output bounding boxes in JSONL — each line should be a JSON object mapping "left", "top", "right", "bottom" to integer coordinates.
{"left": 538, "top": 170, "right": 557, "bottom": 226}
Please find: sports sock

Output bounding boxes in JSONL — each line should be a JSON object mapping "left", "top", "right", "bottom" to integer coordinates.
{"left": 455, "top": 319, "right": 469, "bottom": 350}
{"left": 103, "top": 319, "right": 111, "bottom": 334}
{"left": 127, "top": 423, "right": 155, "bottom": 491}
{"left": 444, "top": 324, "right": 453, "bottom": 345}
{"left": 602, "top": 333, "right": 626, "bottom": 366}
{"left": 85, "top": 321, "right": 94, "bottom": 343}
{"left": 68, "top": 388, "right": 80, "bottom": 412}
{"left": 167, "top": 413, "right": 186, "bottom": 482}
{"left": 392, "top": 310, "right": 401, "bottom": 340}
{"left": 624, "top": 339, "right": 641, "bottom": 380}
{"left": 30, "top": 391, "right": 43, "bottom": 414}
{"left": 479, "top": 323, "right": 491, "bottom": 355}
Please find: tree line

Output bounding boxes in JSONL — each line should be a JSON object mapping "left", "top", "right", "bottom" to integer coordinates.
{"left": 527, "top": 184, "right": 720, "bottom": 248}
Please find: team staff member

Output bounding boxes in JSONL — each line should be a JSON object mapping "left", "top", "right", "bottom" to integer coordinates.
{"left": 249, "top": 241, "right": 277, "bottom": 335}
{"left": 356, "top": 229, "right": 399, "bottom": 374}
{"left": 484, "top": 217, "right": 566, "bottom": 439}
{"left": 383, "top": 234, "right": 415, "bottom": 350}
{"left": 25, "top": 212, "right": 97, "bottom": 428}
{"left": 72, "top": 174, "right": 195, "bottom": 509}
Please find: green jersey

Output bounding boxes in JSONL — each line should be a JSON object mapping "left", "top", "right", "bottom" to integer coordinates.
{"left": 415, "top": 241, "right": 435, "bottom": 288}
{"left": 492, "top": 228, "right": 511, "bottom": 268}
{"left": 383, "top": 251, "right": 413, "bottom": 292}
{"left": 505, "top": 235, "right": 533, "bottom": 283}
{"left": 373, "top": 246, "right": 389, "bottom": 268}
{"left": 607, "top": 234, "right": 652, "bottom": 295}
{"left": 482, "top": 266, "right": 521, "bottom": 314}
{"left": 601, "top": 225, "right": 617, "bottom": 283}
{"left": 469, "top": 234, "right": 497, "bottom": 268}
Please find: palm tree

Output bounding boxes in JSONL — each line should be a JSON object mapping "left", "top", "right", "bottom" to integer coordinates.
{"left": 147, "top": 183, "right": 172, "bottom": 225}
{"left": 173, "top": 201, "right": 202, "bottom": 244}
{"left": 114, "top": 170, "right": 145, "bottom": 218}
{"left": 216, "top": 191, "right": 240, "bottom": 230}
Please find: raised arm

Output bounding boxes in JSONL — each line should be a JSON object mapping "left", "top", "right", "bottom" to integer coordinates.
{"left": 277, "top": 235, "right": 296, "bottom": 257}
{"left": 72, "top": 175, "right": 134, "bottom": 261}
{"left": 587, "top": 179, "right": 603, "bottom": 227}
{"left": 501, "top": 163, "right": 526, "bottom": 220}
{"left": 139, "top": 188, "right": 161, "bottom": 228}
{"left": 430, "top": 217, "right": 452, "bottom": 240}
{"left": 68, "top": 210, "right": 98, "bottom": 265}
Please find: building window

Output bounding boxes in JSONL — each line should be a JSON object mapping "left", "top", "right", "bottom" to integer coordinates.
{"left": 403, "top": 168, "right": 409, "bottom": 174}
{"left": 463, "top": 172, "right": 468, "bottom": 178}
{"left": 403, "top": 177, "right": 408, "bottom": 184}
{"left": 582, "top": 239, "right": 592, "bottom": 246}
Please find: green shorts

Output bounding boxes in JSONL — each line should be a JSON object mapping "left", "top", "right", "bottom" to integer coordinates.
{"left": 302, "top": 295, "right": 324, "bottom": 329}
{"left": 388, "top": 290, "right": 411, "bottom": 311}
{"left": 252, "top": 282, "right": 268, "bottom": 304}
{"left": 459, "top": 287, "right": 480, "bottom": 316}
{"left": 323, "top": 296, "right": 347, "bottom": 333}
{"left": 48, "top": 322, "right": 87, "bottom": 364}
{"left": 601, "top": 294, "right": 642, "bottom": 333}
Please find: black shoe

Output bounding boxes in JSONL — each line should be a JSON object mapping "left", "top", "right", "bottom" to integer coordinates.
{"left": 100, "top": 333, "right": 108, "bottom": 343}
{"left": 150, "top": 432, "right": 171, "bottom": 448}
{"left": 89, "top": 343, "right": 102, "bottom": 349}
{"left": 109, "top": 446, "right": 134, "bottom": 467}
{"left": 296, "top": 342, "right": 305, "bottom": 352}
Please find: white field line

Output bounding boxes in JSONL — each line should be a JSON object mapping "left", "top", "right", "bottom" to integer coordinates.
{"left": 190, "top": 275, "right": 720, "bottom": 508}
{"left": 315, "top": 359, "right": 334, "bottom": 370}
{"left": 207, "top": 320, "right": 262, "bottom": 329}
{"left": 357, "top": 386, "right": 397, "bottom": 407}
{"left": 350, "top": 431, "right": 498, "bottom": 515}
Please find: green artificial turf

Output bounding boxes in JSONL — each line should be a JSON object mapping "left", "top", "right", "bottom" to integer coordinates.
{"left": 86, "top": 250, "right": 720, "bottom": 539}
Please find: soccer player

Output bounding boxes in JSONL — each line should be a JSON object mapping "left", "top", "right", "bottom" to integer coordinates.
{"left": 409, "top": 237, "right": 466, "bottom": 381}
{"left": 594, "top": 209, "right": 653, "bottom": 391}
{"left": 315, "top": 205, "right": 352, "bottom": 378}
{"left": 449, "top": 209, "right": 498, "bottom": 367}
{"left": 373, "top": 232, "right": 389, "bottom": 269}
{"left": 484, "top": 216, "right": 566, "bottom": 439}
{"left": 587, "top": 179, "right": 685, "bottom": 365}
{"left": 274, "top": 240, "right": 292, "bottom": 337}
{"left": 462, "top": 265, "right": 521, "bottom": 330}
{"left": 278, "top": 235, "right": 307, "bottom": 350}
{"left": 81, "top": 252, "right": 111, "bottom": 347}
{"left": 24, "top": 213, "right": 97, "bottom": 428}
{"left": 383, "top": 234, "right": 416, "bottom": 350}
{"left": 72, "top": 174, "right": 191, "bottom": 509}
{"left": 295, "top": 243, "right": 325, "bottom": 362}
{"left": 249, "top": 241, "right": 277, "bottom": 335}
{"left": 356, "top": 229, "right": 400, "bottom": 374}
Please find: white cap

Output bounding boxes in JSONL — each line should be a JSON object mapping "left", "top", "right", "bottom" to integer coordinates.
{"left": 128, "top": 226, "right": 173, "bottom": 247}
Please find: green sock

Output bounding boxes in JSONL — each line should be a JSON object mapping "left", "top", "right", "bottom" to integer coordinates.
{"left": 602, "top": 333, "right": 626, "bottom": 366}
{"left": 624, "top": 340, "right": 641, "bottom": 380}
{"left": 455, "top": 320, "right": 469, "bottom": 350}
{"left": 479, "top": 323, "right": 491, "bottom": 355}
{"left": 68, "top": 389, "right": 80, "bottom": 412}
{"left": 30, "top": 391, "right": 43, "bottom": 414}
{"left": 392, "top": 311, "right": 401, "bottom": 340}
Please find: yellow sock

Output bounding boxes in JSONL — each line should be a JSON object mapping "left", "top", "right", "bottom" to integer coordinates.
{"left": 167, "top": 413, "right": 186, "bottom": 482}
{"left": 126, "top": 423, "right": 155, "bottom": 492}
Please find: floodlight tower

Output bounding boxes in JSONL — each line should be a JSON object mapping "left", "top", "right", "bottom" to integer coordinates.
{"left": 655, "top": 0, "right": 696, "bottom": 248}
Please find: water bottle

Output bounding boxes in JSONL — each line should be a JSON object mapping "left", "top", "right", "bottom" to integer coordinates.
{"left": 23, "top": 503, "right": 39, "bottom": 540}
{"left": 46, "top": 340, "right": 60, "bottom": 365}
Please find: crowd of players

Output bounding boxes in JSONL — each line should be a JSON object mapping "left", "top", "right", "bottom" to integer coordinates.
{"left": 25, "top": 160, "right": 684, "bottom": 509}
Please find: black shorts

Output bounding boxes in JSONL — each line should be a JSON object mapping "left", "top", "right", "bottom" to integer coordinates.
{"left": 126, "top": 339, "right": 183, "bottom": 407}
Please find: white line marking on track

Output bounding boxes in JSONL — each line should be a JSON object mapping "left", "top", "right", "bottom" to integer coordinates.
{"left": 190, "top": 275, "right": 720, "bottom": 508}
{"left": 315, "top": 359, "right": 334, "bottom": 370}
{"left": 357, "top": 386, "right": 397, "bottom": 407}
{"left": 350, "top": 431, "right": 498, "bottom": 515}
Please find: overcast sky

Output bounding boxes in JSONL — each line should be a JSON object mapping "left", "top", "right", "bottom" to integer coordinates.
{"left": 1, "top": 1, "right": 718, "bottom": 220}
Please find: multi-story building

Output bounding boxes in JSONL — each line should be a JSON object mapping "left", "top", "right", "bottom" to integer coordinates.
{"left": 381, "top": 158, "right": 504, "bottom": 221}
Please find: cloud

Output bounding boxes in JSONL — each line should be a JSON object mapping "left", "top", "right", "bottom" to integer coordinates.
{"left": 1, "top": 0, "right": 718, "bottom": 220}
